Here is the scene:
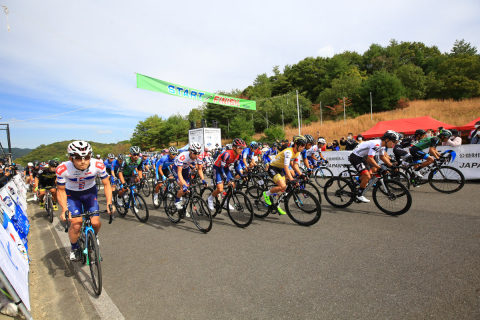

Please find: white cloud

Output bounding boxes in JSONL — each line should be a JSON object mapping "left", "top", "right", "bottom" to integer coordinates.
{"left": 97, "top": 130, "right": 113, "bottom": 134}
{"left": 317, "top": 45, "right": 335, "bottom": 58}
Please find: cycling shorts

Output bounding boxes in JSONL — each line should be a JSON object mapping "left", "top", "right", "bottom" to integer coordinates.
{"left": 212, "top": 165, "right": 233, "bottom": 185}
{"left": 307, "top": 157, "right": 317, "bottom": 166}
{"left": 349, "top": 153, "right": 370, "bottom": 175}
{"left": 172, "top": 167, "right": 190, "bottom": 185}
{"left": 123, "top": 175, "right": 136, "bottom": 186}
{"left": 38, "top": 178, "right": 56, "bottom": 190}
{"left": 66, "top": 186, "right": 99, "bottom": 217}
{"left": 267, "top": 166, "right": 286, "bottom": 183}
{"left": 410, "top": 146, "right": 430, "bottom": 163}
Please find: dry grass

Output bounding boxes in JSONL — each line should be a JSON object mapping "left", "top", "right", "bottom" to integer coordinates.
{"left": 254, "top": 98, "right": 480, "bottom": 143}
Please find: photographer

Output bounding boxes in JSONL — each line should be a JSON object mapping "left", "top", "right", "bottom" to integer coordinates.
{"left": 340, "top": 133, "right": 359, "bottom": 150}
{"left": 0, "top": 165, "right": 12, "bottom": 188}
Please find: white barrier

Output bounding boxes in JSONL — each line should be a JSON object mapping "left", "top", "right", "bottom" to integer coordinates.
{"left": 0, "top": 176, "right": 30, "bottom": 311}
{"left": 322, "top": 144, "right": 480, "bottom": 180}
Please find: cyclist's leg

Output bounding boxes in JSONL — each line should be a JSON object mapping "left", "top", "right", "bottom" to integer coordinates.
{"left": 81, "top": 188, "right": 101, "bottom": 234}
{"left": 38, "top": 185, "right": 46, "bottom": 203}
{"left": 66, "top": 189, "right": 85, "bottom": 257}
{"left": 350, "top": 154, "right": 371, "bottom": 200}
{"left": 211, "top": 166, "right": 224, "bottom": 198}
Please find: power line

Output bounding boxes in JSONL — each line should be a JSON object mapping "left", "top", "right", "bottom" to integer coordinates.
{"left": 255, "top": 93, "right": 290, "bottom": 103}
{"left": 7, "top": 88, "right": 136, "bottom": 123}
{"left": 2, "top": 5, "right": 135, "bottom": 73}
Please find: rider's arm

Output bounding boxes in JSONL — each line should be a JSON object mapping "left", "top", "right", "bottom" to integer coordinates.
{"left": 292, "top": 161, "right": 303, "bottom": 176}
{"left": 366, "top": 156, "right": 381, "bottom": 169}
{"left": 118, "top": 172, "right": 126, "bottom": 185}
{"left": 379, "top": 154, "right": 393, "bottom": 167}
{"left": 177, "top": 166, "right": 186, "bottom": 186}
{"left": 101, "top": 176, "right": 113, "bottom": 213}
{"left": 34, "top": 177, "right": 39, "bottom": 189}
{"left": 429, "top": 147, "right": 440, "bottom": 159}
{"left": 57, "top": 184, "right": 68, "bottom": 214}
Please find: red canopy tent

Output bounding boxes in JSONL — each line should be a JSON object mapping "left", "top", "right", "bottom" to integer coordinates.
{"left": 360, "top": 116, "right": 459, "bottom": 139}
{"left": 459, "top": 116, "right": 480, "bottom": 131}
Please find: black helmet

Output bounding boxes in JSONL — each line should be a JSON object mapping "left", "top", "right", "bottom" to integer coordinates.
{"left": 272, "top": 143, "right": 278, "bottom": 148}
{"left": 439, "top": 129, "right": 452, "bottom": 138}
{"left": 33, "top": 160, "right": 41, "bottom": 166}
{"left": 304, "top": 134, "right": 314, "bottom": 144}
{"left": 293, "top": 135, "right": 307, "bottom": 146}
{"left": 48, "top": 159, "right": 59, "bottom": 167}
{"left": 415, "top": 129, "right": 426, "bottom": 137}
{"left": 382, "top": 130, "right": 400, "bottom": 141}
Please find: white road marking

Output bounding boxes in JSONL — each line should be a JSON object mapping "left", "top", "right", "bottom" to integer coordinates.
{"left": 51, "top": 219, "right": 124, "bottom": 319}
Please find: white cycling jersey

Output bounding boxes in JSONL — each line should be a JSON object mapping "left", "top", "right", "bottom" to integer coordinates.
{"left": 173, "top": 151, "right": 203, "bottom": 169}
{"left": 56, "top": 159, "right": 108, "bottom": 191}
{"left": 351, "top": 139, "right": 385, "bottom": 157}
{"left": 306, "top": 145, "right": 318, "bottom": 157}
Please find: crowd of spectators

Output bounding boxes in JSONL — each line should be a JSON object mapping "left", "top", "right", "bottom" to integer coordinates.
{"left": 0, "top": 158, "right": 18, "bottom": 188}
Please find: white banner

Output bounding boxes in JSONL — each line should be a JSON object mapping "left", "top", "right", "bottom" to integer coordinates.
{"left": 203, "top": 128, "right": 222, "bottom": 150}
{"left": 0, "top": 188, "right": 15, "bottom": 218}
{"left": 322, "top": 144, "right": 480, "bottom": 180}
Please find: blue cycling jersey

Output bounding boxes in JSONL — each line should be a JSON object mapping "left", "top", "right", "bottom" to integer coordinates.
{"left": 104, "top": 159, "right": 118, "bottom": 170}
{"left": 241, "top": 148, "right": 255, "bottom": 161}
{"left": 156, "top": 155, "right": 176, "bottom": 179}
{"left": 142, "top": 159, "right": 151, "bottom": 166}
{"left": 263, "top": 148, "right": 278, "bottom": 162}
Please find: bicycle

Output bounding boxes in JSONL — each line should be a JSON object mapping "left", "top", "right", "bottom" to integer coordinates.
{"left": 64, "top": 205, "right": 114, "bottom": 296}
{"left": 114, "top": 183, "right": 149, "bottom": 223}
{"left": 95, "top": 176, "right": 102, "bottom": 190}
{"left": 152, "top": 176, "right": 177, "bottom": 209}
{"left": 324, "top": 165, "right": 412, "bottom": 216}
{"left": 163, "top": 183, "right": 213, "bottom": 233}
{"left": 248, "top": 179, "right": 322, "bottom": 226}
{"left": 43, "top": 186, "right": 55, "bottom": 223}
{"left": 137, "top": 177, "right": 151, "bottom": 197}
{"left": 200, "top": 179, "right": 254, "bottom": 228}
{"left": 307, "top": 160, "right": 334, "bottom": 188}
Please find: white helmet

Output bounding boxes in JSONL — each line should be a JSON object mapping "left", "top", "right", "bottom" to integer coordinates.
{"left": 226, "top": 144, "right": 232, "bottom": 150}
{"left": 28, "top": 162, "right": 33, "bottom": 167}
{"left": 317, "top": 138, "right": 326, "bottom": 144}
{"left": 108, "top": 153, "right": 115, "bottom": 159}
{"left": 67, "top": 141, "right": 93, "bottom": 157}
{"left": 130, "top": 146, "right": 141, "bottom": 154}
{"left": 189, "top": 142, "right": 202, "bottom": 154}
{"left": 169, "top": 147, "right": 178, "bottom": 154}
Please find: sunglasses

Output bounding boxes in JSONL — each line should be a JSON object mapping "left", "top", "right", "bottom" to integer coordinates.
{"left": 191, "top": 151, "right": 200, "bottom": 155}
{"left": 73, "top": 155, "right": 91, "bottom": 160}
{"left": 131, "top": 153, "right": 140, "bottom": 157}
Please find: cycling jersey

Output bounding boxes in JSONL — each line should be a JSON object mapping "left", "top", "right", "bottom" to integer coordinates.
{"left": 119, "top": 157, "right": 142, "bottom": 177}
{"left": 172, "top": 151, "right": 203, "bottom": 170}
{"left": 351, "top": 139, "right": 385, "bottom": 158}
{"left": 142, "top": 158, "right": 151, "bottom": 166}
{"left": 412, "top": 136, "right": 440, "bottom": 150}
{"left": 212, "top": 150, "right": 238, "bottom": 184}
{"left": 36, "top": 167, "right": 57, "bottom": 188}
{"left": 104, "top": 159, "right": 118, "bottom": 171}
{"left": 56, "top": 160, "right": 108, "bottom": 191}
{"left": 241, "top": 148, "right": 255, "bottom": 163}
{"left": 262, "top": 148, "right": 278, "bottom": 163}
{"left": 270, "top": 147, "right": 300, "bottom": 169}
{"left": 305, "top": 145, "right": 318, "bottom": 158}
{"left": 156, "top": 155, "right": 176, "bottom": 179}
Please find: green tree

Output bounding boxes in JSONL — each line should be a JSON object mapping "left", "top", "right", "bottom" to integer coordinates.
{"left": 318, "top": 67, "right": 364, "bottom": 106}
{"left": 450, "top": 39, "right": 478, "bottom": 56}
{"left": 130, "top": 115, "right": 165, "bottom": 149}
{"left": 162, "top": 113, "right": 190, "bottom": 146}
{"left": 229, "top": 114, "right": 255, "bottom": 142}
{"left": 436, "top": 54, "right": 480, "bottom": 99}
{"left": 354, "top": 70, "right": 406, "bottom": 113}
{"left": 394, "top": 64, "right": 427, "bottom": 99}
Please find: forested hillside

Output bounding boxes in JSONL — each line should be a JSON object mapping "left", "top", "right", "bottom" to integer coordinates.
{"left": 129, "top": 39, "right": 480, "bottom": 150}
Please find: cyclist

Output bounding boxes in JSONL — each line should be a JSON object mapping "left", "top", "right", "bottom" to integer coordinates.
{"left": 207, "top": 138, "right": 246, "bottom": 210}
{"left": 96, "top": 154, "right": 102, "bottom": 161}
{"left": 142, "top": 153, "right": 152, "bottom": 172}
{"left": 410, "top": 129, "right": 452, "bottom": 177}
{"left": 56, "top": 141, "right": 114, "bottom": 261}
{"left": 348, "top": 131, "right": 399, "bottom": 203}
{"left": 262, "top": 143, "right": 279, "bottom": 170}
{"left": 35, "top": 159, "right": 59, "bottom": 210}
{"left": 300, "top": 134, "right": 316, "bottom": 172}
{"left": 263, "top": 135, "right": 308, "bottom": 214}
{"left": 242, "top": 142, "right": 258, "bottom": 171}
{"left": 118, "top": 146, "right": 143, "bottom": 199}
{"left": 153, "top": 146, "right": 178, "bottom": 205}
{"left": 315, "top": 138, "right": 328, "bottom": 165}
{"left": 24, "top": 162, "right": 34, "bottom": 186}
{"left": 171, "top": 142, "right": 207, "bottom": 212}
{"left": 104, "top": 153, "right": 118, "bottom": 184}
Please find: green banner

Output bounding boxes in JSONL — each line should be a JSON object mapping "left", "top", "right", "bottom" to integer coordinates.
{"left": 136, "top": 73, "right": 256, "bottom": 110}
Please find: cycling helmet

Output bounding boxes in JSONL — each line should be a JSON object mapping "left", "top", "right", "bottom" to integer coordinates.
{"left": 293, "top": 135, "right": 307, "bottom": 146}
{"left": 162, "top": 149, "right": 169, "bottom": 153}
{"left": 226, "top": 144, "right": 232, "bottom": 150}
{"left": 189, "top": 142, "right": 202, "bottom": 154}
{"left": 318, "top": 138, "right": 326, "bottom": 144}
{"left": 67, "top": 141, "right": 93, "bottom": 157}
{"left": 232, "top": 138, "right": 247, "bottom": 148}
{"left": 250, "top": 141, "right": 258, "bottom": 148}
{"left": 169, "top": 146, "right": 178, "bottom": 155}
{"left": 439, "top": 129, "right": 452, "bottom": 138}
{"left": 272, "top": 143, "right": 278, "bottom": 148}
{"left": 27, "top": 162, "right": 33, "bottom": 167}
{"left": 304, "top": 134, "right": 314, "bottom": 144}
{"left": 96, "top": 154, "right": 101, "bottom": 159}
{"left": 48, "top": 159, "right": 59, "bottom": 167}
{"left": 53, "top": 157, "right": 60, "bottom": 162}
{"left": 382, "top": 130, "right": 400, "bottom": 141}
{"left": 204, "top": 147, "right": 209, "bottom": 152}
{"left": 108, "top": 153, "right": 115, "bottom": 159}
{"left": 33, "top": 160, "right": 41, "bottom": 166}
{"left": 130, "top": 146, "right": 141, "bottom": 154}
{"left": 415, "top": 129, "right": 426, "bottom": 137}
{"left": 117, "top": 153, "right": 124, "bottom": 160}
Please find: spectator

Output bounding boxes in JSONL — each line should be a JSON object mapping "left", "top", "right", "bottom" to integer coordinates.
{"left": 426, "top": 129, "right": 434, "bottom": 137}
{"left": 468, "top": 121, "right": 480, "bottom": 142}
{"left": 0, "top": 166, "right": 11, "bottom": 188}
{"left": 471, "top": 126, "right": 480, "bottom": 144}
{"left": 278, "top": 139, "right": 290, "bottom": 151}
{"left": 356, "top": 134, "right": 364, "bottom": 144}
{"left": 326, "top": 140, "right": 340, "bottom": 151}
{"left": 442, "top": 129, "right": 462, "bottom": 146}
{"left": 340, "top": 133, "right": 359, "bottom": 150}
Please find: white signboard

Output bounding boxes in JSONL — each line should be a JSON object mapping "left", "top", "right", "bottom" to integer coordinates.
{"left": 188, "top": 128, "right": 204, "bottom": 146}
{"left": 188, "top": 128, "right": 222, "bottom": 152}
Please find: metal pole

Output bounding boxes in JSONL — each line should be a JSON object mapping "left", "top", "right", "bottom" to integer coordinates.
{"left": 320, "top": 101, "right": 322, "bottom": 126}
{"left": 0, "top": 269, "right": 33, "bottom": 320}
{"left": 343, "top": 97, "right": 346, "bottom": 124}
{"left": 296, "top": 90, "right": 300, "bottom": 134}
{"left": 370, "top": 92, "right": 373, "bottom": 121}
{"left": 6, "top": 123, "right": 11, "bottom": 155}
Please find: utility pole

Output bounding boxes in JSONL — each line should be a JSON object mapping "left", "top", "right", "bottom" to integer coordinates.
{"left": 296, "top": 90, "right": 300, "bottom": 134}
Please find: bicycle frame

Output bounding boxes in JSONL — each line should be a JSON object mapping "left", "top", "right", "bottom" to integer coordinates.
{"left": 81, "top": 217, "right": 96, "bottom": 265}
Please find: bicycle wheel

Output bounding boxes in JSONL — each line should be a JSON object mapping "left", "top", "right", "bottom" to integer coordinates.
{"left": 285, "top": 188, "right": 321, "bottom": 226}
{"left": 132, "top": 193, "right": 149, "bottom": 223}
{"left": 323, "top": 177, "right": 355, "bottom": 208}
{"left": 428, "top": 166, "right": 465, "bottom": 194}
{"left": 163, "top": 192, "right": 180, "bottom": 223}
{"left": 226, "top": 191, "right": 254, "bottom": 228}
{"left": 87, "top": 230, "right": 102, "bottom": 296}
{"left": 299, "top": 181, "right": 322, "bottom": 204}
{"left": 190, "top": 195, "right": 213, "bottom": 233}
{"left": 78, "top": 233, "right": 87, "bottom": 265}
{"left": 386, "top": 171, "right": 410, "bottom": 190}
{"left": 47, "top": 195, "right": 54, "bottom": 223}
{"left": 200, "top": 187, "right": 220, "bottom": 217}
{"left": 372, "top": 180, "right": 412, "bottom": 216}
{"left": 246, "top": 186, "right": 270, "bottom": 218}
{"left": 141, "top": 180, "right": 151, "bottom": 197}
{"left": 114, "top": 193, "right": 127, "bottom": 217}
{"left": 314, "top": 167, "right": 334, "bottom": 188}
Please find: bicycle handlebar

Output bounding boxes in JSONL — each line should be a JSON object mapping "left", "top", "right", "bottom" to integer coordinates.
{"left": 64, "top": 204, "right": 114, "bottom": 232}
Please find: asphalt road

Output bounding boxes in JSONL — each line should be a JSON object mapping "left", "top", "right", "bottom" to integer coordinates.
{"left": 31, "top": 182, "right": 480, "bottom": 319}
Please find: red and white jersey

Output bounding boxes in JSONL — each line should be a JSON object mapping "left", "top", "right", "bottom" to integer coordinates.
{"left": 306, "top": 145, "right": 318, "bottom": 157}
{"left": 173, "top": 151, "right": 203, "bottom": 169}
{"left": 214, "top": 150, "right": 239, "bottom": 167}
{"left": 352, "top": 139, "right": 385, "bottom": 158}
{"left": 197, "top": 152, "right": 211, "bottom": 162}
{"left": 56, "top": 159, "right": 108, "bottom": 191}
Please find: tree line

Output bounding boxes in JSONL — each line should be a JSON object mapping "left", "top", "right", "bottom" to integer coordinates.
{"left": 130, "top": 39, "right": 479, "bottom": 149}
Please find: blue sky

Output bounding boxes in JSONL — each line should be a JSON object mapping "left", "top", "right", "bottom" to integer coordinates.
{"left": 0, "top": 0, "right": 479, "bottom": 149}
